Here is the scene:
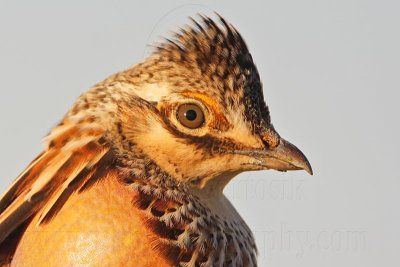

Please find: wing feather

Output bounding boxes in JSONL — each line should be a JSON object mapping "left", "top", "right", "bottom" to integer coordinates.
{"left": 37, "top": 145, "right": 111, "bottom": 224}
{"left": 0, "top": 151, "right": 49, "bottom": 212}
{"left": 0, "top": 124, "right": 114, "bottom": 247}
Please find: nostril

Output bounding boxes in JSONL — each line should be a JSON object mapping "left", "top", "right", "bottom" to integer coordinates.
{"left": 260, "top": 128, "right": 280, "bottom": 149}
{"left": 261, "top": 136, "right": 271, "bottom": 148}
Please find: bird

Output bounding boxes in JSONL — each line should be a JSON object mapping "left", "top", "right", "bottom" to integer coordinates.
{"left": 0, "top": 14, "right": 312, "bottom": 267}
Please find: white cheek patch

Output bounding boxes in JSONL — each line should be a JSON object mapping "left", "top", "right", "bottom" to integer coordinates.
{"left": 130, "top": 83, "right": 171, "bottom": 102}
{"left": 134, "top": 121, "right": 199, "bottom": 179}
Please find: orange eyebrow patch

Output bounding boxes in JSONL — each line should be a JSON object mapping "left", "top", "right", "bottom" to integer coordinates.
{"left": 181, "top": 91, "right": 232, "bottom": 131}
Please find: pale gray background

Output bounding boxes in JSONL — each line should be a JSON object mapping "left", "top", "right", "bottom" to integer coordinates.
{"left": 0, "top": 1, "right": 399, "bottom": 266}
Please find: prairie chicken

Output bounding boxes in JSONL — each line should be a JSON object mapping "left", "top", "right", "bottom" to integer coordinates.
{"left": 0, "top": 15, "right": 311, "bottom": 267}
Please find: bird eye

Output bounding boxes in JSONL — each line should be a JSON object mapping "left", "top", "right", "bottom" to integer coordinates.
{"left": 176, "top": 103, "right": 205, "bottom": 129}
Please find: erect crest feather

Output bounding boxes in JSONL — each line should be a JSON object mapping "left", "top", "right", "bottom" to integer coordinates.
{"left": 155, "top": 14, "right": 252, "bottom": 79}
{"left": 154, "top": 14, "right": 272, "bottom": 135}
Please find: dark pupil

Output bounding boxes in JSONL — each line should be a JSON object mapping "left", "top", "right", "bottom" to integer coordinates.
{"left": 185, "top": 109, "right": 197, "bottom": 121}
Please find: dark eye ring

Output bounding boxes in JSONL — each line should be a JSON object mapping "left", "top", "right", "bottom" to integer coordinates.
{"left": 176, "top": 103, "right": 205, "bottom": 129}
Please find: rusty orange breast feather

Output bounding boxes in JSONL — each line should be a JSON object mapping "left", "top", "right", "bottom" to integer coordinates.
{"left": 11, "top": 172, "right": 176, "bottom": 267}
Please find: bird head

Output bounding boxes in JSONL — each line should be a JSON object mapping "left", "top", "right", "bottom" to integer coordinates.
{"left": 77, "top": 15, "right": 312, "bottom": 194}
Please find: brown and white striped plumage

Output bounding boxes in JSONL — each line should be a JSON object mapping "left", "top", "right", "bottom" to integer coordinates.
{"left": 0, "top": 15, "right": 312, "bottom": 266}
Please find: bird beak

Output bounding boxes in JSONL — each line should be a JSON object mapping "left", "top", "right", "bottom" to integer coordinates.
{"left": 235, "top": 138, "right": 313, "bottom": 175}
{"left": 261, "top": 138, "right": 313, "bottom": 175}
